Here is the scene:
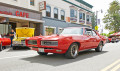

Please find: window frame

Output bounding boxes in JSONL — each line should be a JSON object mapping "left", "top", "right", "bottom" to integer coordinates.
{"left": 61, "top": 10, "right": 65, "bottom": 20}
{"left": 79, "top": 12, "right": 83, "bottom": 20}
{"left": 54, "top": 8, "right": 58, "bottom": 19}
{"left": 30, "top": 0, "right": 35, "bottom": 6}
{"left": 83, "top": 13, "right": 85, "bottom": 20}
{"left": 70, "top": 9, "right": 77, "bottom": 18}
{"left": 46, "top": 5, "right": 51, "bottom": 17}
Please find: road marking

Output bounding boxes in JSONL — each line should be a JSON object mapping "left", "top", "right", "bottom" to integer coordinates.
{"left": 101, "top": 59, "right": 120, "bottom": 71}
{"left": 0, "top": 54, "right": 36, "bottom": 60}
{"left": 111, "top": 64, "right": 120, "bottom": 71}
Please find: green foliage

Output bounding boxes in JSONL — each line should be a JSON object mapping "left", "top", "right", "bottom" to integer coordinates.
{"left": 101, "top": 31, "right": 115, "bottom": 37}
{"left": 100, "top": 33, "right": 109, "bottom": 37}
{"left": 91, "top": 13, "right": 96, "bottom": 30}
{"left": 103, "top": 0, "right": 120, "bottom": 32}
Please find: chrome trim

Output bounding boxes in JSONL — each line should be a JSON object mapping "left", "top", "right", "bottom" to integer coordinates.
{"left": 41, "top": 41, "right": 58, "bottom": 46}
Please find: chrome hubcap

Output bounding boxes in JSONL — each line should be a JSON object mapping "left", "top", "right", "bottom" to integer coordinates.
{"left": 99, "top": 44, "right": 103, "bottom": 50}
{"left": 71, "top": 45, "right": 78, "bottom": 57}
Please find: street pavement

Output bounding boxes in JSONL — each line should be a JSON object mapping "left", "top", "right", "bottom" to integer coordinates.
{"left": 0, "top": 42, "right": 120, "bottom": 71}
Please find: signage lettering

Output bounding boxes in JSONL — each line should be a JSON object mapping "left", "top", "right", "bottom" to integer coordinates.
{"left": 0, "top": 11, "right": 12, "bottom": 15}
{"left": 16, "top": 11, "right": 29, "bottom": 18}
{"left": 0, "top": 10, "right": 29, "bottom": 18}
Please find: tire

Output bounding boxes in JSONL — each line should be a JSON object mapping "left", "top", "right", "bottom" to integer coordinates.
{"left": 0, "top": 42, "right": 3, "bottom": 51}
{"left": 95, "top": 42, "right": 103, "bottom": 52}
{"left": 65, "top": 43, "right": 79, "bottom": 59}
{"left": 13, "top": 46, "right": 16, "bottom": 50}
{"left": 37, "top": 52, "right": 48, "bottom": 55}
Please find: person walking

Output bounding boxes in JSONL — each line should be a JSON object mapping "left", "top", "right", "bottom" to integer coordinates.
{"left": 10, "top": 29, "right": 15, "bottom": 47}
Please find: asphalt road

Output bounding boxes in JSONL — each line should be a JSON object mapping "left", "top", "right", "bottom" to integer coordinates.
{"left": 0, "top": 42, "right": 120, "bottom": 71}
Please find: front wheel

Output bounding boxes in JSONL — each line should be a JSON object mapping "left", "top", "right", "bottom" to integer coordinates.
{"left": 0, "top": 42, "right": 3, "bottom": 51}
{"left": 65, "top": 43, "right": 79, "bottom": 59}
{"left": 95, "top": 42, "right": 103, "bottom": 52}
{"left": 37, "top": 52, "right": 48, "bottom": 55}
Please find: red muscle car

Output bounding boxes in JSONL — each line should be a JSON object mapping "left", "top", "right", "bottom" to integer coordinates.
{"left": 26, "top": 27, "right": 104, "bottom": 59}
{"left": 0, "top": 38, "right": 11, "bottom": 51}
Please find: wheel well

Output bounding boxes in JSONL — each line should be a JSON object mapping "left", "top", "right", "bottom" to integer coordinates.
{"left": 73, "top": 42, "right": 81, "bottom": 48}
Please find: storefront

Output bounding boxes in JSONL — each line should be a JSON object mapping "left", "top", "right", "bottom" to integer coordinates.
{"left": 0, "top": 2, "right": 44, "bottom": 36}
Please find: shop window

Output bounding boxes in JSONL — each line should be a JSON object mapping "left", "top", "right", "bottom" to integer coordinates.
{"left": 54, "top": 8, "right": 58, "bottom": 19}
{"left": 70, "top": 9, "right": 77, "bottom": 18}
{"left": 79, "top": 12, "right": 83, "bottom": 20}
{"left": 30, "top": 0, "right": 34, "bottom": 6}
{"left": 46, "top": 6, "right": 51, "bottom": 17}
{"left": 45, "top": 27, "right": 55, "bottom": 36}
{"left": 83, "top": 13, "right": 85, "bottom": 20}
{"left": 61, "top": 10, "right": 65, "bottom": 20}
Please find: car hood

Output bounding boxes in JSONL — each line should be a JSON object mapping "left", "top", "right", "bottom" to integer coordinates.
{"left": 27, "top": 35, "right": 72, "bottom": 41}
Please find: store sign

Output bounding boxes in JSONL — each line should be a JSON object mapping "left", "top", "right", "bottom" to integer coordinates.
{"left": 16, "top": 11, "right": 29, "bottom": 18}
{"left": 0, "top": 11, "right": 12, "bottom": 15}
{"left": 0, "top": 10, "right": 29, "bottom": 18}
{"left": 39, "top": 1, "right": 46, "bottom": 11}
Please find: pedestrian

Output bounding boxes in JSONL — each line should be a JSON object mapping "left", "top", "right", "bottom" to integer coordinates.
{"left": 10, "top": 29, "right": 15, "bottom": 47}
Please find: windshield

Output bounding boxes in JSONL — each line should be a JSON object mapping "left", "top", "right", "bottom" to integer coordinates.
{"left": 60, "top": 28, "right": 83, "bottom": 35}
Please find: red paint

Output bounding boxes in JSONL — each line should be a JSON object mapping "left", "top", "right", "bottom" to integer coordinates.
{"left": 0, "top": 10, "right": 29, "bottom": 18}
{"left": 0, "top": 38, "right": 11, "bottom": 46}
{"left": 0, "top": 11, "right": 12, "bottom": 15}
{"left": 15, "top": 11, "right": 29, "bottom": 18}
{"left": 26, "top": 27, "right": 105, "bottom": 54}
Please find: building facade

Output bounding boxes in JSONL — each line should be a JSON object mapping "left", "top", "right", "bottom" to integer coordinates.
{"left": 0, "top": 0, "right": 93, "bottom": 36}
{"left": 41, "top": 0, "right": 93, "bottom": 35}
{"left": 0, "top": 0, "right": 44, "bottom": 36}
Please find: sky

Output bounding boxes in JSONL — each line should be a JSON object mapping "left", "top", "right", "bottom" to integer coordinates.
{"left": 84, "top": 0, "right": 115, "bottom": 34}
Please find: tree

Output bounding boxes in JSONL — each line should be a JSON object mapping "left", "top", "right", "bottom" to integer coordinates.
{"left": 103, "top": 0, "right": 120, "bottom": 32}
{"left": 91, "top": 13, "right": 97, "bottom": 30}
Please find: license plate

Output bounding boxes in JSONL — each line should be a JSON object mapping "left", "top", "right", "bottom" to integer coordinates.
{"left": 38, "top": 48, "right": 44, "bottom": 52}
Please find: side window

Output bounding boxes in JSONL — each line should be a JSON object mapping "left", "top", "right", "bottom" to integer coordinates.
{"left": 85, "top": 29, "right": 92, "bottom": 36}
{"left": 92, "top": 31, "right": 97, "bottom": 36}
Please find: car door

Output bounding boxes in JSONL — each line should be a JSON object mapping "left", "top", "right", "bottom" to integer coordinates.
{"left": 83, "top": 28, "right": 93, "bottom": 49}
{"left": 91, "top": 30, "right": 99, "bottom": 47}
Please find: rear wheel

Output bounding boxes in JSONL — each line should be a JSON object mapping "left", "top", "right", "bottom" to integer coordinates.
{"left": 37, "top": 52, "right": 48, "bottom": 55}
{"left": 65, "top": 43, "right": 79, "bottom": 59}
{"left": 95, "top": 42, "right": 103, "bottom": 52}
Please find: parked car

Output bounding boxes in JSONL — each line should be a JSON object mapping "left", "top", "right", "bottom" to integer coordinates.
{"left": 0, "top": 38, "right": 11, "bottom": 51}
{"left": 25, "top": 27, "right": 104, "bottom": 59}
{"left": 12, "top": 27, "right": 35, "bottom": 50}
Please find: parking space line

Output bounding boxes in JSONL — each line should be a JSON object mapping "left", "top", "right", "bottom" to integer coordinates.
{"left": 111, "top": 64, "right": 120, "bottom": 71}
{"left": 101, "top": 59, "right": 120, "bottom": 71}
{"left": 0, "top": 54, "right": 36, "bottom": 60}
